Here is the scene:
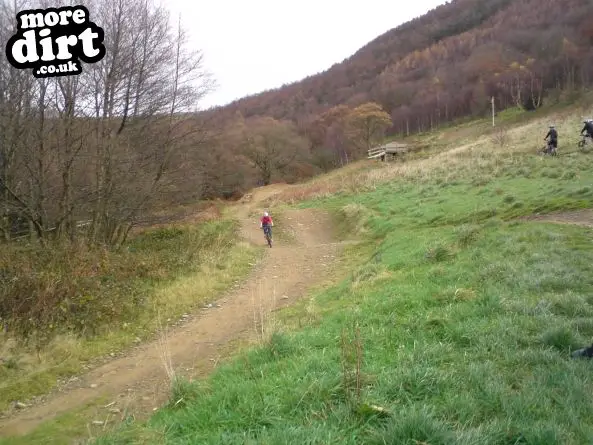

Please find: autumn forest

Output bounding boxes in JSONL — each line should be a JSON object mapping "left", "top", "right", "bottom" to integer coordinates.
{"left": 198, "top": 0, "right": 593, "bottom": 199}
{"left": 1, "top": 0, "right": 593, "bottom": 242}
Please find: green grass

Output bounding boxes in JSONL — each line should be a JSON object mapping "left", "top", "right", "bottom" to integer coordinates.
{"left": 4, "top": 101, "right": 589, "bottom": 443}
{"left": 0, "top": 217, "right": 260, "bottom": 414}
{"left": 90, "top": 104, "right": 593, "bottom": 444}
{"left": 0, "top": 396, "right": 115, "bottom": 445}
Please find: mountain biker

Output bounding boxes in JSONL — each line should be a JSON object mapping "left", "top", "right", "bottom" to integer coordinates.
{"left": 260, "top": 211, "right": 273, "bottom": 239}
{"left": 572, "top": 342, "right": 593, "bottom": 358}
{"left": 581, "top": 119, "right": 593, "bottom": 140}
{"left": 544, "top": 125, "right": 558, "bottom": 153}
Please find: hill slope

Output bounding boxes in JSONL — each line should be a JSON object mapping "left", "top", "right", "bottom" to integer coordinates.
{"left": 210, "top": 0, "right": 593, "bottom": 134}
{"left": 91, "top": 97, "right": 593, "bottom": 444}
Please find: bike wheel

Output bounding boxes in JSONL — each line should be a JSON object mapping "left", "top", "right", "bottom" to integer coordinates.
{"left": 263, "top": 228, "right": 272, "bottom": 247}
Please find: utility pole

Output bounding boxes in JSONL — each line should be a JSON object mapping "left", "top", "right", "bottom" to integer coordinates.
{"left": 491, "top": 96, "right": 495, "bottom": 127}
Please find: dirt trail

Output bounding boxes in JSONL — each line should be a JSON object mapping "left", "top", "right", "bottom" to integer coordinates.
{"left": 519, "top": 209, "right": 593, "bottom": 227}
{"left": 0, "top": 185, "right": 345, "bottom": 439}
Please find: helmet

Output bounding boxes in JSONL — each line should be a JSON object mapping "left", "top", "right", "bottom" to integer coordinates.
{"left": 263, "top": 212, "right": 268, "bottom": 217}
{"left": 549, "top": 125, "right": 555, "bottom": 128}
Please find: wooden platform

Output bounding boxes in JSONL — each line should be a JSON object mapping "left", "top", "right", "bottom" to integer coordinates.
{"left": 367, "top": 141, "right": 409, "bottom": 161}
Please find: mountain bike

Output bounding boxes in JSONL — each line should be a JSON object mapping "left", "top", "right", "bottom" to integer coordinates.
{"left": 578, "top": 134, "right": 593, "bottom": 152}
{"left": 262, "top": 225, "right": 272, "bottom": 248}
{"left": 538, "top": 140, "right": 557, "bottom": 156}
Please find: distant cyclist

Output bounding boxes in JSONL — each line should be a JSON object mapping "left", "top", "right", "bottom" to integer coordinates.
{"left": 581, "top": 119, "right": 593, "bottom": 140}
{"left": 544, "top": 125, "right": 558, "bottom": 154}
{"left": 260, "top": 211, "right": 273, "bottom": 241}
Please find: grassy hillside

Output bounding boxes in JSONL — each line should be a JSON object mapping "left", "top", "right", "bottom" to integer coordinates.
{"left": 88, "top": 101, "right": 593, "bottom": 444}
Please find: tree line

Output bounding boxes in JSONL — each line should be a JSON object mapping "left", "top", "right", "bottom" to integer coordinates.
{"left": 0, "top": 0, "right": 212, "bottom": 245}
{"left": 3, "top": 0, "right": 593, "bottom": 246}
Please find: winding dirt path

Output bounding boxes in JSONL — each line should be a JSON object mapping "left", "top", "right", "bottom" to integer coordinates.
{"left": 0, "top": 186, "right": 346, "bottom": 439}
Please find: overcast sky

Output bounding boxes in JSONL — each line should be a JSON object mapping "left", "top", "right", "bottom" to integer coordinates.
{"left": 164, "top": 0, "right": 448, "bottom": 109}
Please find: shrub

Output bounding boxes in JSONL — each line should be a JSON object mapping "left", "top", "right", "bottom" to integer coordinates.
{"left": 0, "top": 220, "right": 235, "bottom": 347}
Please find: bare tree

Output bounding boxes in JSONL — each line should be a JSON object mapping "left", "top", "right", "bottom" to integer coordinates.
{"left": 0, "top": 0, "right": 40, "bottom": 240}
{"left": 85, "top": 0, "right": 214, "bottom": 246}
{"left": 0, "top": 0, "right": 215, "bottom": 246}
{"left": 241, "top": 117, "right": 308, "bottom": 186}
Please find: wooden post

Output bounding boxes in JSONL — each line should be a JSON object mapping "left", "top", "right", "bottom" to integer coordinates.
{"left": 491, "top": 96, "right": 495, "bottom": 127}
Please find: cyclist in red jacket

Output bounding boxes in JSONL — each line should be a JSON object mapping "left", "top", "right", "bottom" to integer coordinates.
{"left": 260, "top": 211, "right": 273, "bottom": 241}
